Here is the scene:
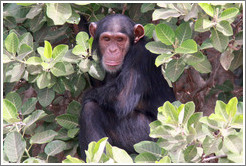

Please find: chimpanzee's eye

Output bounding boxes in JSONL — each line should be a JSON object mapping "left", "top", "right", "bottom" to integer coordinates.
{"left": 103, "top": 37, "right": 110, "bottom": 41}
{"left": 117, "top": 37, "right": 124, "bottom": 42}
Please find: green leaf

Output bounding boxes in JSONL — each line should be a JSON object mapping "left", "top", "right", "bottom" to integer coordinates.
{"left": 226, "top": 97, "right": 238, "bottom": 118}
{"left": 156, "top": 156, "right": 171, "bottom": 163}
{"left": 141, "top": 3, "right": 155, "bottom": 13}
{"left": 62, "top": 155, "right": 84, "bottom": 163}
{"left": 175, "top": 22, "right": 192, "bottom": 46}
{"left": 26, "top": 4, "right": 42, "bottom": 19}
{"left": 17, "top": 44, "right": 33, "bottom": 61}
{"left": 3, "top": 99, "right": 19, "bottom": 123}
{"left": 202, "top": 136, "right": 222, "bottom": 155}
{"left": 155, "top": 24, "right": 175, "bottom": 45}
{"left": 46, "top": 3, "right": 72, "bottom": 25}
{"left": 67, "top": 128, "right": 79, "bottom": 138}
{"left": 110, "top": 146, "right": 133, "bottom": 163}
{"left": 67, "top": 10, "right": 81, "bottom": 24}
{"left": 36, "top": 72, "right": 51, "bottom": 89}
{"left": 26, "top": 57, "right": 43, "bottom": 65}
{"left": 163, "top": 101, "right": 178, "bottom": 123}
{"left": 145, "top": 41, "right": 173, "bottom": 54}
{"left": 30, "top": 130, "right": 58, "bottom": 144}
{"left": 165, "top": 59, "right": 186, "bottom": 82}
{"left": 89, "top": 137, "right": 108, "bottom": 163}
{"left": 79, "top": 58, "right": 92, "bottom": 73}
{"left": 220, "top": 49, "right": 234, "bottom": 70}
{"left": 155, "top": 53, "right": 173, "bottom": 67}
{"left": 76, "top": 31, "right": 89, "bottom": 49}
{"left": 134, "top": 141, "right": 163, "bottom": 158}
{"left": 199, "top": 117, "right": 221, "bottom": 130}
{"left": 50, "top": 62, "right": 66, "bottom": 77}
{"left": 217, "top": 20, "right": 233, "bottom": 36}
{"left": 184, "top": 145, "right": 197, "bottom": 162}
{"left": 194, "top": 19, "right": 211, "bottom": 32}
{"left": 198, "top": 3, "right": 214, "bottom": 17}
{"left": 4, "top": 131, "right": 26, "bottom": 162}
{"left": 183, "top": 51, "right": 205, "bottom": 66}
{"left": 44, "top": 41, "right": 52, "bottom": 59}
{"left": 144, "top": 24, "right": 155, "bottom": 39}
{"left": 19, "top": 32, "right": 33, "bottom": 48}
{"left": 135, "top": 152, "right": 157, "bottom": 163}
{"left": 211, "top": 28, "right": 229, "bottom": 52}
{"left": 224, "top": 135, "right": 242, "bottom": 154}
{"left": 44, "top": 140, "right": 66, "bottom": 156}
{"left": 72, "top": 45, "right": 84, "bottom": 56}
{"left": 37, "top": 88, "right": 55, "bottom": 107}
{"left": 219, "top": 7, "right": 239, "bottom": 21}
{"left": 175, "top": 39, "right": 197, "bottom": 54}
{"left": 214, "top": 100, "right": 228, "bottom": 122}
{"left": 56, "top": 114, "right": 78, "bottom": 129}
{"left": 5, "top": 32, "right": 19, "bottom": 54}
{"left": 4, "top": 62, "right": 25, "bottom": 83}
{"left": 89, "top": 61, "right": 106, "bottom": 81}
{"left": 52, "top": 44, "right": 68, "bottom": 62}
{"left": 67, "top": 100, "right": 82, "bottom": 115}
{"left": 191, "top": 55, "right": 212, "bottom": 73}
{"left": 152, "top": 9, "right": 181, "bottom": 21}
{"left": 200, "top": 39, "right": 213, "bottom": 50}
{"left": 23, "top": 110, "right": 47, "bottom": 128}
{"left": 179, "top": 102, "right": 195, "bottom": 125}
{"left": 6, "top": 92, "right": 22, "bottom": 111}
{"left": 18, "top": 103, "right": 29, "bottom": 116}
{"left": 23, "top": 157, "right": 45, "bottom": 163}
{"left": 227, "top": 153, "right": 243, "bottom": 163}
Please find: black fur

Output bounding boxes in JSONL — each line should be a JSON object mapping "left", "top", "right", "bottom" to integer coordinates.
{"left": 79, "top": 14, "right": 175, "bottom": 160}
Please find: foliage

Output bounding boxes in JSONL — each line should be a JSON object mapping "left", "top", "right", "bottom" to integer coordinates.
{"left": 2, "top": 2, "right": 243, "bottom": 163}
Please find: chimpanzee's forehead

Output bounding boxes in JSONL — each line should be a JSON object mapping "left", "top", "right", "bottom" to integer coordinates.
{"left": 98, "top": 15, "right": 134, "bottom": 35}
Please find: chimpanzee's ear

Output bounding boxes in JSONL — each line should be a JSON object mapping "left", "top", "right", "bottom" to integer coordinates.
{"left": 89, "top": 22, "right": 97, "bottom": 38}
{"left": 134, "top": 24, "right": 145, "bottom": 43}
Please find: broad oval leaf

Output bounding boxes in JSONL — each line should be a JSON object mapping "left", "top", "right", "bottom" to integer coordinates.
{"left": 144, "top": 24, "right": 155, "bottom": 39}
{"left": 50, "top": 62, "right": 66, "bottom": 77}
{"left": 37, "top": 88, "right": 55, "bottom": 107}
{"left": 44, "top": 140, "right": 66, "bottom": 156}
{"left": 135, "top": 152, "right": 157, "bottom": 163}
{"left": 3, "top": 99, "right": 19, "bottom": 123}
{"left": 23, "top": 110, "right": 47, "bottom": 128}
{"left": 165, "top": 59, "right": 186, "bottom": 82}
{"left": 5, "top": 32, "right": 19, "bottom": 54}
{"left": 89, "top": 61, "right": 105, "bottom": 81}
{"left": 21, "top": 98, "right": 38, "bottom": 115}
{"left": 226, "top": 97, "right": 238, "bottom": 119}
{"left": 184, "top": 145, "right": 197, "bottom": 162}
{"left": 224, "top": 134, "right": 242, "bottom": 154}
{"left": 152, "top": 8, "right": 181, "bottom": 21}
{"left": 6, "top": 92, "right": 22, "bottom": 111}
{"left": 198, "top": 3, "right": 214, "bottom": 17}
{"left": 111, "top": 146, "right": 133, "bottom": 163}
{"left": 163, "top": 101, "right": 179, "bottom": 124}
{"left": 155, "top": 24, "right": 175, "bottom": 46}
{"left": 211, "top": 28, "right": 229, "bottom": 53}
{"left": 141, "top": 3, "right": 155, "bottom": 13}
{"left": 4, "top": 62, "right": 25, "bottom": 83}
{"left": 56, "top": 114, "right": 78, "bottom": 129}
{"left": 67, "top": 100, "right": 82, "bottom": 115}
{"left": 183, "top": 51, "right": 205, "bottom": 66}
{"left": 214, "top": 100, "right": 228, "bottom": 122}
{"left": 26, "top": 57, "right": 43, "bottom": 65}
{"left": 79, "top": 58, "right": 92, "bottom": 73}
{"left": 134, "top": 141, "right": 163, "bottom": 158}
{"left": 155, "top": 53, "right": 174, "bottom": 67}
{"left": 46, "top": 3, "right": 72, "bottom": 25}
{"left": 175, "top": 22, "right": 192, "bottom": 46}
{"left": 217, "top": 20, "right": 233, "bottom": 36}
{"left": 4, "top": 131, "right": 26, "bottom": 162}
{"left": 175, "top": 39, "right": 197, "bottom": 54}
{"left": 36, "top": 72, "right": 52, "bottom": 89}
{"left": 76, "top": 31, "right": 89, "bottom": 48}
{"left": 194, "top": 19, "right": 211, "bottom": 32}
{"left": 220, "top": 49, "right": 234, "bottom": 70}
{"left": 52, "top": 44, "right": 68, "bottom": 62}
{"left": 30, "top": 130, "right": 58, "bottom": 144}
{"left": 44, "top": 40, "right": 52, "bottom": 59}
{"left": 191, "top": 55, "right": 212, "bottom": 73}
{"left": 145, "top": 41, "right": 174, "bottom": 54}
{"left": 220, "top": 7, "right": 239, "bottom": 21}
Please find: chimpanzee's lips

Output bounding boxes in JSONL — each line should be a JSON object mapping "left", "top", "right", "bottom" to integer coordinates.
{"left": 104, "top": 61, "right": 121, "bottom": 66}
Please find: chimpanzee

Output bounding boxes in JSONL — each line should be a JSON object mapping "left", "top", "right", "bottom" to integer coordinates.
{"left": 79, "top": 14, "right": 175, "bottom": 159}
